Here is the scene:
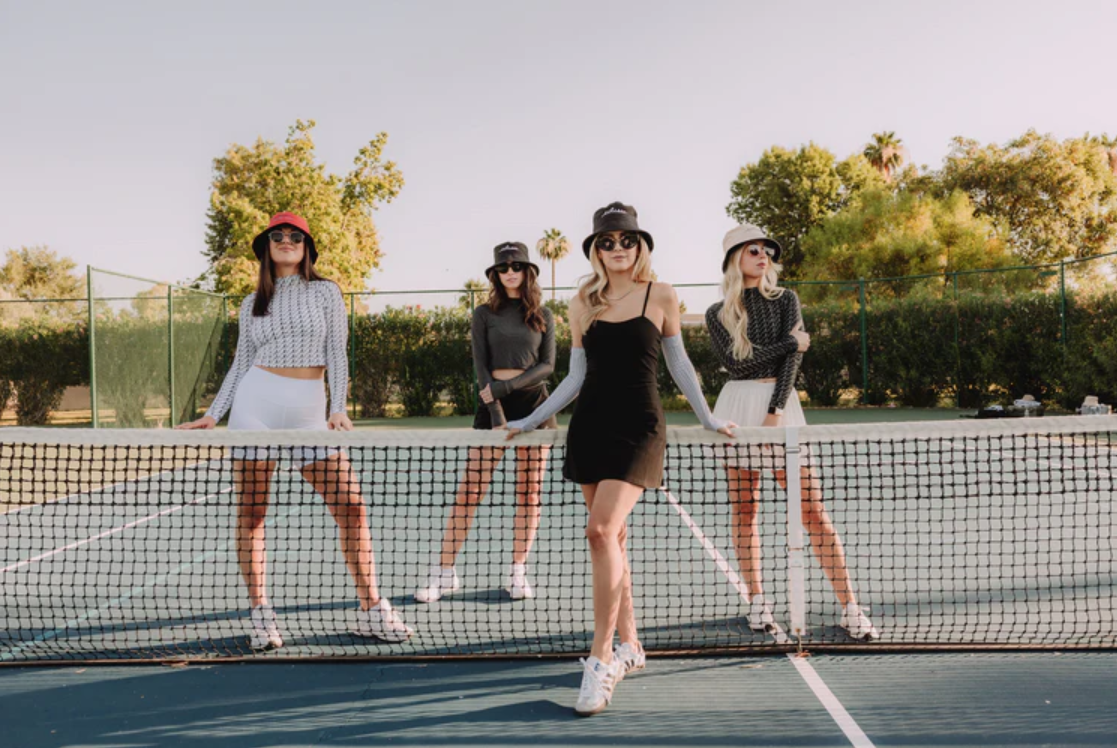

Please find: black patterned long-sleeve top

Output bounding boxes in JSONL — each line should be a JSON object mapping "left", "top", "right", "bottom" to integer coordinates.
{"left": 471, "top": 300, "right": 555, "bottom": 427}
{"left": 705, "top": 288, "right": 803, "bottom": 413}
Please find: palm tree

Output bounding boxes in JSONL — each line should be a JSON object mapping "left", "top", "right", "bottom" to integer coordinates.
{"left": 459, "top": 278, "right": 487, "bottom": 311}
{"left": 864, "top": 131, "right": 906, "bottom": 181}
{"left": 535, "top": 228, "right": 571, "bottom": 300}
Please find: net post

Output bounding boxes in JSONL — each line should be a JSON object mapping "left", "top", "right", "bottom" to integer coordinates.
{"left": 784, "top": 426, "right": 806, "bottom": 639}
{"left": 87, "top": 266, "right": 99, "bottom": 428}
{"left": 168, "top": 285, "right": 176, "bottom": 427}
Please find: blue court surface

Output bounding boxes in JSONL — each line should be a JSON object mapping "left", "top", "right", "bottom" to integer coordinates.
{"left": 1, "top": 652, "right": 1115, "bottom": 747}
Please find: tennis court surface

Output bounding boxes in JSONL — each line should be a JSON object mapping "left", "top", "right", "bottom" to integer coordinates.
{"left": 1, "top": 417, "right": 1114, "bottom": 746}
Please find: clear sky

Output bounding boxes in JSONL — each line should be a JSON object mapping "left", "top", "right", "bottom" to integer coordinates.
{"left": 2, "top": 0, "right": 1115, "bottom": 310}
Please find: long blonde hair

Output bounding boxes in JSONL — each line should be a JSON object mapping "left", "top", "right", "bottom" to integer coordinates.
{"left": 577, "top": 237, "right": 654, "bottom": 331}
{"left": 719, "top": 248, "right": 785, "bottom": 359}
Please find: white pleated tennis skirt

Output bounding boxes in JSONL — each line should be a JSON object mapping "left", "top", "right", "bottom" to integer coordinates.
{"left": 711, "top": 380, "right": 809, "bottom": 470}
{"left": 228, "top": 366, "right": 336, "bottom": 466}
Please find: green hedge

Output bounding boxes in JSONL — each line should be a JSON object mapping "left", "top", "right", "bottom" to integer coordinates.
{"left": 7, "top": 291, "right": 1117, "bottom": 422}
{"left": 0, "top": 318, "right": 88, "bottom": 425}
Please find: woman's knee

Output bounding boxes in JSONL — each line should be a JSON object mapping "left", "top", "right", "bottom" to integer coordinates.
{"left": 585, "top": 521, "right": 618, "bottom": 550}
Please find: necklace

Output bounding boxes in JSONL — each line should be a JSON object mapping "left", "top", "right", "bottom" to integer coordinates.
{"left": 603, "top": 283, "right": 642, "bottom": 303}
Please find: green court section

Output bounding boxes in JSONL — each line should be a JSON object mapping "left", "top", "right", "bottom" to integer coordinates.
{"left": 1, "top": 418, "right": 1113, "bottom": 662}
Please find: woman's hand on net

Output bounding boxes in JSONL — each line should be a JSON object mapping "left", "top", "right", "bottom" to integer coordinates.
{"left": 174, "top": 416, "right": 216, "bottom": 430}
{"left": 504, "top": 427, "right": 522, "bottom": 441}
{"left": 328, "top": 412, "right": 354, "bottom": 431}
{"left": 715, "top": 421, "right": 738, "bottom": 438}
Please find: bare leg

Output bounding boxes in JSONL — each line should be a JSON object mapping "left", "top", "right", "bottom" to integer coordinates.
{"left": 512, "top": 445, "right": 549, "bottom": 565}
{"left": 234, "top": 459, "right": 275, "bottom": 608}
{"left": 301, "top": 453, "right": 381, "bottom": 611}
{"left": 728, "top": 468, "right": 764, "bottom": 598}
{"left": 775, "top": 466, "right": 856, "bottom": 606}
{"left": 438, "top": 446, "right": 502, "bottom": 568}
{"left": 614, "top": 521, "right": 638, "bottom": 647}
{"left": 583, "top": 480, "right": 645, "bottom": 662}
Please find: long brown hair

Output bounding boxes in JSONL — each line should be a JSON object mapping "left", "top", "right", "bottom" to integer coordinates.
{"left": 486, "top": 265, "right": 546, "bottom": 332}
{"left": 252, "top": 244, "right": 329, "bottom": 316}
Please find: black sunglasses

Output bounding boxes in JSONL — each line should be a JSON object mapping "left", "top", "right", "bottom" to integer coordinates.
{"left": 493, "top": 262, "right": 526, "bottom": 274}
{"left": 269, "top": 230, "right": 306, "bottom": 245}
{"left": 744, "top": 244, "right": 776, "bottom": 258}
{"left": 594, "top": 233, "right": 640, "bottom": 252}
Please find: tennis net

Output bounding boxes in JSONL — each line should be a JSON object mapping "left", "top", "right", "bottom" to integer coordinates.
{"left": 1, "top": 417, "right": 1114, "bottom": 663}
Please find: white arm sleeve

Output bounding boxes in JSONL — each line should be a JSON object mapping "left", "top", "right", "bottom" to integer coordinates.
{"left": 506, "top": 347, "right": 586, "bottom": 432}
{"left": 663, "top": 334, "right": 730, "bottom": 432}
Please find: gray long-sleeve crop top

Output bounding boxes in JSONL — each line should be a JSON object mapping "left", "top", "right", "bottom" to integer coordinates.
{"left": 205, "top": 275, "right": 349, "bottom": 422}
{"left": 471, "top": 300, "right": 555, "bottom": 426}
{"left": 705, "top": 288, "right": 802, "bottom": 413}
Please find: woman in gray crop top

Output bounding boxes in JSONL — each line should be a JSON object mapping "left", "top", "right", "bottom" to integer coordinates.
{"left": 706, "top": 223, "right": 878, "bottom": 641}
{"left": 415, "top": 242, "right": 556, "bottom": 604}
{"left": 177, "top": 212, "right": 413, "bottom": 649}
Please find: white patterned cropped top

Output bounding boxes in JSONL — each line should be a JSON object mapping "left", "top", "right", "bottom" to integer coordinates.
{"left": 205, "top": 275, "right": 349, "bottom": 421}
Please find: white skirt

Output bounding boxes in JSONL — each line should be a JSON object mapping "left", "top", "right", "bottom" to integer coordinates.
{"left": 712, "top": 380, "right": 809, "bottom": 470}
{"left": 228, "top": 367, "right": 336, "bottom": 466}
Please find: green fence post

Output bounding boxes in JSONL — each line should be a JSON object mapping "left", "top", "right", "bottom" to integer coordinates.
{"left": 953, "top": 272, "right": 961, "bottom": 407}
{"left": 469, "top": 290, "right": 478, "bottom": 411}
{"left": 1059, "top": 259, "right": 1067, "bottom": 355}
{"left": 168, "top": 285, "right": 176, "bottom": 427}
{"left": 349, "top": 292, "right": 356, "bottom": 421}
{"left": 858, "top": 278, "right": 869, "bottom": 404}
{"left": 88, "top": 267, "right": 99, "bottom": 428}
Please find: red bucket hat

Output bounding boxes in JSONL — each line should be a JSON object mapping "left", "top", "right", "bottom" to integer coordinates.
{"left": 252, "top": 212, "right": 318, "bottom": 264}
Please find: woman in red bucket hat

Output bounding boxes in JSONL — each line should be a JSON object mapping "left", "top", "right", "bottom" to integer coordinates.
{"left": 177, "top": 211, "right": 413, "bottom": 649}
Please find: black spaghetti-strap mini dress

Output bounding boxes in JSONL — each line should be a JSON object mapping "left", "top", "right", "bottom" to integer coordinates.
{"left": 563, "top": 284, "right": 667, "bottom": 488}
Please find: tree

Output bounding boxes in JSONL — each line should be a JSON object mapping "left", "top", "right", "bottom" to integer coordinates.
{"left": 799, "top": 189, "right": 1016, "bottom": 290}
{"left": 0, "top": 246, "right": 85, "bottom": 326}
{"left": 863, "top": 131, "right": 906, "bottom": 181}
{"left": 204, "top": 120, "right": 404, "bottom": 296}
{"left": 937, "top": 130, "right": 1117, "bottom": 263}
{"left": 459, "top": 278, "right": 488, "bottom": 311}
{"left": 535, "top": 228, "right": 571, "bottom": 300}
{"left": 727, "top": 144, "right": 884, "bottom": 277}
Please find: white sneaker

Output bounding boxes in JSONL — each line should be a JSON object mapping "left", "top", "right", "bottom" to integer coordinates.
{"left": 747, "top": 594, "right": 777, "bottom": 632}
{"left": 353, "top": 598, "right": 414, "bottom": 643}
{"left": 504, "top": 563, "right": 535, "bottom": 600}
{"left": 414, "top": 566, "right": 461, "bottom": 603}
{"left": 249, "top": 604, "right": 283, "bottom": 651}
{"left": 839, "top": 602, "right": 879, "bottom": 641}
{"left": 614, "top": 642, "right": 645, "bottom": 681}
{"left": 574, "top": 656, "right": 621, "bottom": 717}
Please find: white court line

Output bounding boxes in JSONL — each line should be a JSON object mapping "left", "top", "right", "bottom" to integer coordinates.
{"left": 0, "top": 487, "right": 232, "bottom": 574}
{"left": 660, "top": 489, "right": 789, "bottom": 645}
{"left": 787, "top": 654, "right": 876, "bottom": 748}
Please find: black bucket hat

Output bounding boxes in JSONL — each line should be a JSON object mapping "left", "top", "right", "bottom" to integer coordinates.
{"left": 485, "top": 242, "right": 539, "bottom": 277}
{"left": 581, "top": 201, "right": 655, "bottom": 257}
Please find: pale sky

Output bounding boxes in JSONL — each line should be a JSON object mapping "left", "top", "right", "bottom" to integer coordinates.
{"left": 2, "top": 0, "right": 1115, "bottom": 311}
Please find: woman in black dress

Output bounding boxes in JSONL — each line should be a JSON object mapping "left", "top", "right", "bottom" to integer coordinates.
{"left": 506, "top": 202, "right": 733, "bottom": 717}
